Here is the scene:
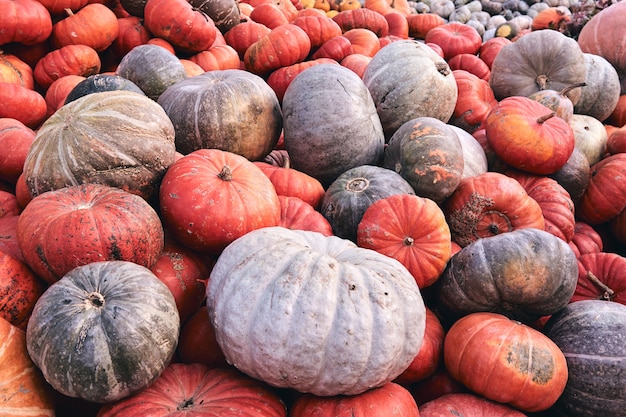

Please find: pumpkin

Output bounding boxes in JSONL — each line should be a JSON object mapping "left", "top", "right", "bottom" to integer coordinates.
{"left": 17, "top": 183, "right": 164, "bottom": 284}
{"left": 149, "top": 239, "right": 211, "bottom": 324}
{"left": 332, "top": 8, "right": 389, "bottom": 37}
{"left": 51, "top": 4, "right": 120, "bottom": 52}
{"left": 606, "top": 94, "right": 626, "bottom": 128}
{"left": 409, "top": 368, "right": 468, "bottom": 407}
{"left": 278, "top": 195, "right": 334, "bottom": 236}
{"left": 64, "top": 74, "right": 144, "bottom": 104}
{"left": 528, "top": 83, "right": 586, "bottom": 123}
{"left": 571, "top": 252, "right": 626, "bottom": 304}
{"left": 188, "top": 44, "right": 241, "bottom": 72}
{"left": 444, "top": 312, "right": 568, "bottom": 412}
{"left": 506, "top": 171, "right": 576, "bottom": 242}
{"left": 608, "top": 125, "right": 626, "bottom": 155}
{"left": 570, "top": 113, "right": 608, "bottom": 166}
{"left": 189, "top": 0, "right": 240, "bottom": 34}
{"left": 206, "top": 226, "right": 426, "bottom": 396}
{"left": 158, "top": 69, "right": 282, "bottom": 161}
{"left": 254, "top": 158, "right": 326, "bottom": 209}
{"left": 489, "top": 29, "right": 587, "bottom": 103}
{"left": 568, "top": 221, "right": 603, "bottom": 258}
{"left": 177, "top": 306, "right": 228, "bottom": 368}
{"left": 33, "top": 44, "right": 101, "bottom": 91}
{"left": 435, "top": 228, "right": 578, "bottom": 323}
{"left": 0, "top": 52, "right": 35, "bottom": 90}
{"left": 484, "top": 95, "right": 575, "bottom": 175}
{"left": 115, "top": 44, "right": 187, "bottom": 101}
{"left": 144, "top": 0, "right": 218, "bottom": 53}
{"left": 577, "top": 153, "right": 626, "bottom": 224}
{"left": 320, "top": 164, "right": 416, "bottom": 242}
{"left": 26, "top": 260, "right": 179, "bottom": 403}
{"left": 43, "top": 74, "right": 86, "bottom": 114}
{"left": 362, "top": 39, "right": 458, "bottom": 140}
{"left": 384, "top": 11, "right": 409, "bottom": 39}
{"left": 267, "top": 58, "right": 340, "bottom": 103}
{"left": 244, "top": 24, "right": 311, "bottom": 76}
{"left": 357, "top": 193, "right": 451, "bottom": 289}
{"left": 383, "top": 117, "right": 464, "bottom": 203}
{"left": 419, "top": 393, "right": 527, "bottom": 417}
{"left": 449, "top": 69, "right": 498, "bottom": 133}
{"left": 424, "top": 21, "right": 482, "bottom": 61}
{"left": 310, "top": 34, "right": 353, "bottom": 61}
{"left": 0, "top": 317, "right": 55, "bottom": 416}
{"left": 340, "top": 53, "right": 371, "bottom": 78}
{"left": 0, "top": 190, "right": 19, "bottom": 219}
{"left": 159, "top": 149, "right": 281, "bottom": 255}
{"left": 394, "top": 307, "right": 445, "bottom": 384}
{"left": 478, "top": 36, "right": 511, "bottom": 70}
{"left": 0, "top": 83, "right": 47, "bottom": 129}
{"left": 250, "top": 3, "right": 289, "bottom": 29}
{"left": 110, "top": 16, "right": 152, "bottom": 57}
{"left": 342, "top": 28, "right": 380, "bottom": 58}
{"left": 282, "top": 63, "right": 384, "bottom": 187}
{"left": 450, "top": 125, "right": 488, "bottom": 179}
{"left": 0, "top": 118, "right": 35, "bottom": 186}
{"left": 543, "top": 300, "right": 626, "bottom": 416}
{"left": 364, "top": 0, "right": 411, "bottom": 16}
{"left": 289, "top": 382, "right": 419, "bottom": 417}
{"left": 0, "top": 250, "right": 45, "bottom": 330}
{"left": 22, "top": 90, "right": 176, "bottom": 202}
{"left": 0, "top": 0, "right": 53, "bottom": 46}
{"left": 577, "top": 1, "right": 626, "bottom": 94}
{"left": 573, "top": 53, "right": 621, "bottom": 122}
{"left": 547, "top": 147, "right": 590, "bottom": 206}
{"left": 223, "top": 20, "right": 271, "bottom": 60}
{"left": 448, "top": 53, "right": 490, "bottom": 81}
{"left": 0, "top": 215, "right": 23, "bottom": 262}
{"left": 405, "top": 13, "right": 445, "bottom": 39}
{"left": 98, "top": 364, "right": 286, "bottom": 417}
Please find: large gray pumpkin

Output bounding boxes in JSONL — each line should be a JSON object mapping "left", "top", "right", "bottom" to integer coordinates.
{"left": 282, "top": 64, "right": 385, "bottom": 187}
{"left": 490, "top": 29, "right": 587, "bottom": 104}
{"left": 206, "top": 226, "right": 426, "bottom": 396}
{"left": 362, "top": 40, "right": 458, "bottom": 140}
{"left": 158, "top": 69, "right": 282, "bottom": 161}
{"left": 26, "top": 261, "right": 180, "bottom": 403}
{"left": 573, "top": 53, "right": 621, "bottom": 122}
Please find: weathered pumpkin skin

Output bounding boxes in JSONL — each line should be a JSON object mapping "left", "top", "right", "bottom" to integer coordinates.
{"left": 206, "top": 226, "right": 426, "bottom": 397}
{"left": 64, "top": 74, "right": 145, "bottom": 104}
{"left": 0, "top": 250, "right": 45, "bottom": 330}
{"left": 444, "top": 312, "right": 569, "bottom": 413}
{"left": 16, "top": 183, "right": 165, "bottom": 284}
{"left": 363, "top": 40, "right": 458, "bottom": 139}
{"left": 543, "top": 300, "right": 626, "bottom": 417}
{"left": 435, "top": 228, "right": 579, "bottom": 324}
{"left": 384, "top": 117, "right": 464, "bottom": 203}
{"left": 97, "top": 364, "right": 286, "bottom": 417}
{"left": 289, "top": 382, "right": 419, "bottom": 417}
{"left": 0, "top": 316, "right": 56, "bottom": 417}
{"left": 26, "top": 260, "right": 180, "bottom": 404}
{"left": 489, "top": 29, "right": 587, "bottom": 104}
{"left": 158, "top": 69, "right": 282, "bottom": 161}
{"left": 282, "top": 64, "right": 385, "bottom": 187}
{"left": 22, "top": 90, "right": 176, "bottom": 202}
{"left": 321, "top": 165, "right": 416, "bottom": 242}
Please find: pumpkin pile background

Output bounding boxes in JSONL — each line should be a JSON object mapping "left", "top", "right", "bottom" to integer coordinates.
{"left": 1, "top": 0, "right": 626, "bottom": 414}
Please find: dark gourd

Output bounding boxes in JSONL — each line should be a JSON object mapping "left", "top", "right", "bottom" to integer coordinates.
{"left": 65, "top": 74, "right": 144, "bottom": 104}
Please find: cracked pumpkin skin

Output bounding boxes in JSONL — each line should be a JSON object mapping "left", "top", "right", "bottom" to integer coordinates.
{"left": 444, "top": 312, "right": 568, "bottom": 413}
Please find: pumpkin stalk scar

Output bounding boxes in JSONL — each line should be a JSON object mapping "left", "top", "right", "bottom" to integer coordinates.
{"left": 586, "top": 270, "right": 615, "bottom": 301}
{"left": 446, "top": 192, "right": 495, "bottom": 247}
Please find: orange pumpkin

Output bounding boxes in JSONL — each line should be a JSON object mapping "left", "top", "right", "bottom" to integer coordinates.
{"left": 223, "top": 20, "right": 271, "bottom": 60}
{"left": 0, "top": 0, "right": 53, "bottom": 45}
{"left": 189, "top": 44, "right": 241, "bottom": 71}
{"left": 111, "top": 16, "right": 153, "bottom": 57}
{"left": 277, "top": 195, "right": 334, "bottom": 236}
{"left": 250, "top": 2, "right": 290, "bottom": 28}
{"left": 364, "top": 0, "right": 412, "bottom": 17}
{"left": 0, "top": 250, "right": 45, "bottom": 330}
{"left": 531, "top": 7, "right": 571, "bottom": 31}
{"left": 0, "top": 52, "right": 34, "bottom": 90}
{"left": 0, "top": 118, "right": 36, "bottom": 186}
{"left": 405, "top": 13, "right": 445, "bottom": 39}
{"left": 244, "top": 23, "right": 311, "bottom": 75}
{"left": 383, "top": 11, "right": 409, "bottom": 38}
{"left": 448, "top": 53, "right": 490, "bottom": 81}
{"left": 449, "top": 69, "right": 498, "bottom": 133}
{"left": 0, "top": 83, "right": 47, "bottom": 129}
{"left": 424, "top": 21, "right": 482, "bottom": 60}
{"left": 478, "top": 36, "right": 511, "bottom": 70}
{"left": 444, "top": 312, "right": 569, "bottom": 412}
{"left": 51, "top": 3, "right": 120, "bottom": 51}
{"left": 332, "top": 8, "right": 389, "bottom": 37}
{"left": 310, "top": 34, "right": 353, "bottom": 61}
{"left": 291, "top": 14, "right": 343, "bottom": 50}
{"left": 33, "top": 44, "right": 101, "bottom": 91}
{"left": 357, "top": 193, "right": 451, "bottom": 289}
{"left": 342, "top": 28, "right": 380, "bottom": 57}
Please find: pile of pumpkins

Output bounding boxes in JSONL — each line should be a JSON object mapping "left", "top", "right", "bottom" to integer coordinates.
{"left": 1, "top": 0, "right": 626, "bottom": 415}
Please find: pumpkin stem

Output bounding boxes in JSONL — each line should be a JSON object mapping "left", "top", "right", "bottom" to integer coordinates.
{"left": 536, "top": 74, "right": 549, "bottom": 90}
{"left": 346, "top": 177, "right": 369, "bottom": 192}
{"left": 403, "top": 236, "right": 414, "bottom": 247}
{"left": 587, "top": 270, "right": 615, "bottom": 301}
{"left": 218, "top": 164, "right": 233, "bottom": 181}
{"left": 559, "top": 82, "right": 587, "bottom": 97}
{"left": 64, "top": 7, "right": 74, "bottom": 15}
{"left": 86, "top": 292, "right": 105, "bottom": 308}
{"left": 177, "top": 398, "right": 195, "bottom": 410}
{"left": 435, "top": 62, "right": 450, "bottom": 76}
{"left": 536, "top": 111, "right": 556, "bottom": 124}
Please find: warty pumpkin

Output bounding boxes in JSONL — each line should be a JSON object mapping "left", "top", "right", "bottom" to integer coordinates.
{"left": 206, "top": 226, "right": 426, "bottom": 396}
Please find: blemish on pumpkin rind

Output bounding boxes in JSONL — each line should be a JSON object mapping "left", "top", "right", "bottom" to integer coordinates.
{"left": 504, "top": 341, "right": 555, "bottom": 385}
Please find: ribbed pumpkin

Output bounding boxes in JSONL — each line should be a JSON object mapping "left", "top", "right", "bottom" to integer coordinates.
{"left": 577, "top": 153, "right": 626, "bottom": 224}
{"left": 357, "top": 193, "right": 451, "bottom": 289}
{"left": 362, "top": 40, "right": 458, "bottom": 139}
{"left": 206, "top": 226, "right": 426, "bottom": 396}
{"left": 0, "top": 316, "right": 55, "bottom": 417}
{"left": 22, "top": 90, "right": 176, "bottom": 202}
{"left": 571, "top": 252, "right": 626, "bottom": 305}
{"left": 444, "top": 312, "right": 569, "bottom": 412}
{"left": 419, "top": 393, "right": 527, "bottom": 417}
{"left": 0, "top": 118, "right": 35, "bottom": 186}
{"left": 449, "top": 69, "right": 498, "bottom": 133}
{"left": 158, "top": 69, "right": 282, "bottom": 161}
{"left": 282, "top": 63, "right": 384, "bottom": 187}
{"left": 159, "top": 149, "right": 281, "bottom": 255}
{"left": 435, "top": 228, "right": 578, "bottom": 324}
{"left": 278, "top": 195, "right": 334, "bottom": 236}
{"left": 16, "top": 183, "right": 165, "bottom": 284}
{"left": 320, "top": 165, "right": 415, "bottom": 242}
{"left": 26, "top": 260, "right": 180, "bottom": 403}
{"left": 543, "top": 300, "right": 626, "bottom": 416}
{"left": 97, "top": 364, "right": 286, "bottom": 417}
{"left": 383, "top": 117, "right": 464, "bottom": 203}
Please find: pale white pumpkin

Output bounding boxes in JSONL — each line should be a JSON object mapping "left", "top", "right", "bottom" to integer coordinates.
{"left": 206, "top": 226, "right": 426, "bottom": 397}
{"left": 569, "top": 114, "right": 608, "bottom": 166}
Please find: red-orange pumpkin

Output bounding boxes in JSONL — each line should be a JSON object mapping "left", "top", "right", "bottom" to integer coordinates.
{"left": 278, "top": 195, "right": 334, "bottom": 236}
{"left": 189, "top": 44, "right": 241, "bottom": 71}
{"left": 444, "top": 312, "right": 569, "bottom": 412}
{"left": 266, "top": 58, "right": 339, "bottom": 102}
{"left": 342, "top": 28, "right": 380, "bottom": 57}
{"left": 0, "top": 52, "right": 34, "bottom": 90}
{"left": 357, "top": 193, "right": 451, "bottom": 289}
{"left": 177, "top": 305, "right": 228, "bottom": 368}
{"left": 0, "top": 250, "right": 45, "bottom": 330}
{"left": 0, "top": 83, "right": 47, "bottom": 129}
{"left": 571, "top": 251, "right": 626, "bottom": 305}
{"left": 223, "top": 20, "right": 271, "bottom": 60}
{"left": 250, "top": 2, "right": 289, "bottom": 29}
{"left": 332, "top": 8, "right": 389, "bottom": 37}
{"left": 17, "top": 183, "right": 165, "bottom": 284}
{"left": 0, "top": 118, "right": 35, "bottom": 186}
{"left": 424, "top": 21, "right": 482, "bottom": 61}
{"left": 0, "top": 0, "right": 53, "bottom": 45}
{"left": 244, "top": 23, "right": 311, "bottom": 76}
{"left": 568, "top": 221, "right": 603, "bottom": 257}
{"left": 33, "top": 44, "right": 101, "bottom": 91}
{"left": 291, "top": 14, "right": 343, "bottom": 50}
{"left": 51, "top": 3, "right": 120, "bottom": 52}
{"left": 310, "top": 34, "right": 353, "bottom": 61}
{"left": 254, "top": 159, "right": 326, "bottom": 208}
{"left": 478, "top": 36, "right": 511, "bottom": 70}
{"left": 159, "top": 149, "right": 281, "bottom": 255}
{"left": 449, "top": 69, "right": 498, "bottom": 133}
{"left": 577, "top": 153, "right": 626, "bottom": 224}
{"left": 0, "top": 215, "right": 23, "bottom": 262}
{"left": 419, "top": 393, "right": 527, "bottom": 417}
{"left": 405, "top": 13, "right": 445, "bottom": 40}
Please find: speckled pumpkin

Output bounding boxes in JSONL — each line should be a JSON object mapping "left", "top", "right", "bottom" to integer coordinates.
{"left": 206, "top": 226, "right": 426, "bottom": 397}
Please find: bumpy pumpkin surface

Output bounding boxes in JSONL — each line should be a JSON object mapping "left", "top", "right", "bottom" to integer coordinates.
{"left": 206, "top": 226, "right": 426, "bottom": 396}
{"left": 26, "top": 260, "right": 180, "bottom": 403}
{"left": 22, "top": 90, "right": 176, "bottom": 202}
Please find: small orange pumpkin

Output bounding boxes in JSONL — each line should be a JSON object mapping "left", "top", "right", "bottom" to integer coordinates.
{"left": 189, "top": 44, "right": 241, "bottom": 71}
{"left": 51, "top": 3, "right": 120, "bottom": 51}
{"left": 33, "top": 44, "right": 101, "bottom": 90}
